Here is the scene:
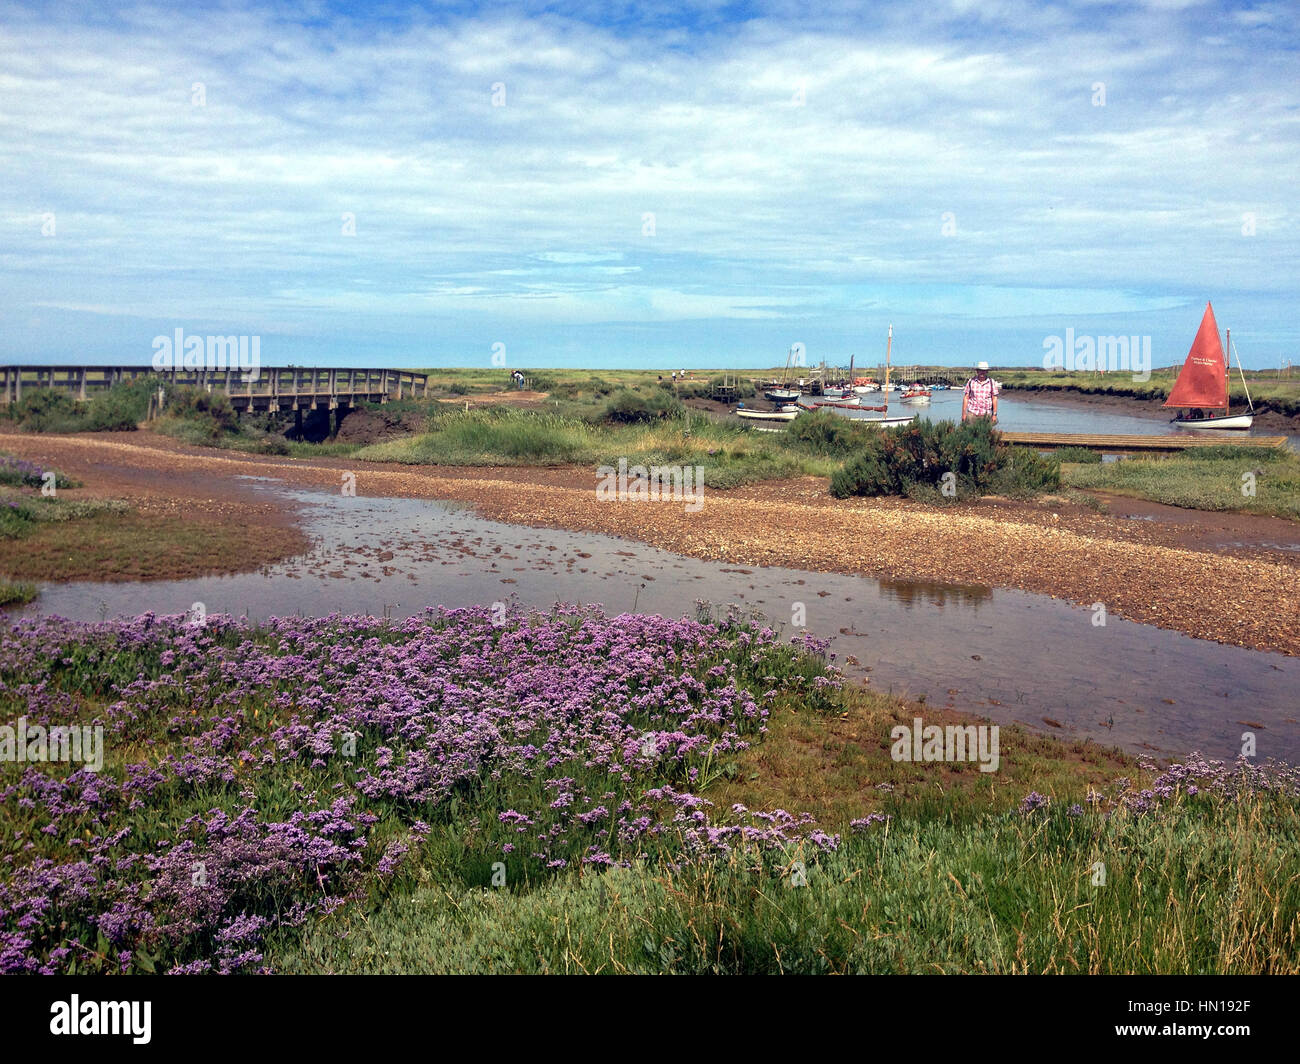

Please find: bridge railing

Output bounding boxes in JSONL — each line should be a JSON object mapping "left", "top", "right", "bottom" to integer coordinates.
{"left": 0, "top": 366, "right": 430, "bottom": 405}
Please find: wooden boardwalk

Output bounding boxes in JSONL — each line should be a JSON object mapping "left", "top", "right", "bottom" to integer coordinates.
{"left": 0, "top": 365, "right": 429, "bottom": 413}
{"left": 1002, "top": 431, "right": 1289, "bottom": 452}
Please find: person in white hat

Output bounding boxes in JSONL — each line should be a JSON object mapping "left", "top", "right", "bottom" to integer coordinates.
{"left": 961, "top": 361, "right": 999, "bottom": 423}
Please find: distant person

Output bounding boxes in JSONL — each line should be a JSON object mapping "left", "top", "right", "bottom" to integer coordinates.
{"left": 961, "top": 361, "right": 999, "bottom": 424}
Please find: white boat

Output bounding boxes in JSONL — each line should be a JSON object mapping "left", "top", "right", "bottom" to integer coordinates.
{"left": 1171, "top": 411, "right": 1254, "bottom": 430}
{"left": 826, "top": 325, "right": 916, "bottom": 425}
{"left": 736, "top": 407, "right": 799, "bottom": 422}
{"left": 1165, "top": 303, "right": 1254, "bottom": 430}
{"left": 832, "top": 408, "right": 915, "bottom": 426}
{"left": 900, "top": 385, "right": 931, "bottom": 405}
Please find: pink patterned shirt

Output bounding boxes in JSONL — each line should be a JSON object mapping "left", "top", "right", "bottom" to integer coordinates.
{"left": 964, "top": 376, "right": 998, "bottom": 416}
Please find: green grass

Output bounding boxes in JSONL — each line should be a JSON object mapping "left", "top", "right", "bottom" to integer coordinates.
{"left": 280, "top": 793, "right": 1299, "bottom": 974}
{"left": 275, "top": 677, "right": 1300, "bottom": 975}
{"left": 0, "top": 579, "right": 37, "bottom": 606}
{"left": 1064, "top": 445, "right": 1300, "bottom": 519}
{"left": 357, "top": 407, "right": 829, "bottom": 488}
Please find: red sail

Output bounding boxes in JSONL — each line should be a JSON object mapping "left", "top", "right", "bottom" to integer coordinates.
{"left": 1164, "top": 302, "right": 1228, "bottom": 409}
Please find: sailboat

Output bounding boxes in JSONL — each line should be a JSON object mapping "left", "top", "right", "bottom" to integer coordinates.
{"left": 1165, "top": 302, "right": 1255, "bottom": 430}
{"left": 827, "top": 325, "right": 915, "bottom": 426}
{"left": 764, "top": 345, "right": 801, "bottom": 403}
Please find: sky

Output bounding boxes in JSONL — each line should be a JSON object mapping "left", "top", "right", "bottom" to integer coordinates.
{"left": 1, "top": 0, "right": 1297, "bottom": 371}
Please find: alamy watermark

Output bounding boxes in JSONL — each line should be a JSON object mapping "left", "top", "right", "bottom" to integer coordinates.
{"left": 152, "top": 328, "right": 261, "bottom": 380}
{"left": 596, "top": 457, "right": 705, "bottom": 512}
{"left": 1042, "top": 328, "right": 1150, "bottom": 381}
{"left": 890, "top": 716, "right": 999, "bottom": 773}
{"left": 1, "top": 717, "right": 104, "bottom": 772}
{"left": 50, "top": 996, "right": 150, "bottom": 1044}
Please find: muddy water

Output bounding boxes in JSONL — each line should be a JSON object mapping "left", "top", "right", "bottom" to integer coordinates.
{"left": 23, "top": 483, "right": 1300, "bottom": 765}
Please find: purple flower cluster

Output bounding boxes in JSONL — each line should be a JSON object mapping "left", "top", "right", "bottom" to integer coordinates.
{"left": 0, "top": 604, "right": 840, "bottom": 973}
{"left": 0, "top": 455, "right": 50, "bottom": 488}
{"left": 1017, "top": 753, "right": 1300, "bottom": 820}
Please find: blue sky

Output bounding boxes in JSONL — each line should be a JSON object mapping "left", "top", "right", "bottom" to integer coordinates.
{"left": 1, "top": 0, "right": 1296, "bottom": 370}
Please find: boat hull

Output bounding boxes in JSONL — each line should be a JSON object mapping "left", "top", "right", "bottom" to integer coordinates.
{"left": 1171, "top": 412, "right": 1253, "bottom": 430}
{"left": 736, "top": 408, "right": 799, "bottom": 422}
{"left": 764, "top": 389, "right": 800, "bottom": 403}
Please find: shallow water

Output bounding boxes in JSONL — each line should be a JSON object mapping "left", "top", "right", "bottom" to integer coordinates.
{"left": 798, "top": 391, "right": 1299, "bottom": 444}
{"left": 24, "top": 483, "right": 1299, "bottom": 765}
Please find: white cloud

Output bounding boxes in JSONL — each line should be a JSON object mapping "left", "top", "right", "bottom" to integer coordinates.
{"left": 0, "top": 0, "right": 1295, "bottom": 362}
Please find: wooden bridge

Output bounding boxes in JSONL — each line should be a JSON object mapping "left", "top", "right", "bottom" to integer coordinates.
{"left": 0, "top": 365, "right": 430, "bottom": 415}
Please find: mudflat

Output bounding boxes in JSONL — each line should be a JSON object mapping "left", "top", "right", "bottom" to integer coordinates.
{"left": 3, "top": 428, "right": 1297, "bottom": 654}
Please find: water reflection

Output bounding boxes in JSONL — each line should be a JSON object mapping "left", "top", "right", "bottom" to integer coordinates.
{"left": 878, "top": 579, "right": 994, "bottom": 609}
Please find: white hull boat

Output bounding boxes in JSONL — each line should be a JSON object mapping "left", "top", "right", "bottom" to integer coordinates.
{"left": 1163, "top": 303, "right": 1256, "bottom": 431}
{"left": 1172, "top": 412, "right": 1253, "bottom": 430}
{"left": 736, "top": 407, "right": 800, "bottom": 422}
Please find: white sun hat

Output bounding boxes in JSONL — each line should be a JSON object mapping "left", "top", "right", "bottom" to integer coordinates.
{"left": 976, "top": 361, "right": 989, "bottom": 371}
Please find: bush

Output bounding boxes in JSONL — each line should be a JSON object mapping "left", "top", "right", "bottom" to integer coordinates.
{"left": 784, "top": 410, "right": 865, "bottom": 455}
{"left": 7, "top": 389, "right": 81, "bottom": 432}
{"left": 830, "top": 418, "right": 1059, "bottom": 500}
{"left": 82, "top": 377, "right": 153, "bottom": 430}
{"left": 603, "top": 389, "right": 684, "bottom": 424}
{"left": 4, "top": 378, "right": 154, "bottom": 433}
{"left": 160, "top": 385, "right": 240, "bottom": 438}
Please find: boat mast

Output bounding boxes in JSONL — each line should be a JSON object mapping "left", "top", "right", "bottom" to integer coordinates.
{"left": 884, "top": 325, "right": 892, "bottom": 406}
{"left": 1228, "top": 329, "right": 1256, "bottom": 413}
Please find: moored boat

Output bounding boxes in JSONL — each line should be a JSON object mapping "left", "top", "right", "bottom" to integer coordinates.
{"left": 736, "top": 406, "right": 800, "bottom": 422}
{"left": 1165, "top": 302, "right": 1255, "bottom": 430}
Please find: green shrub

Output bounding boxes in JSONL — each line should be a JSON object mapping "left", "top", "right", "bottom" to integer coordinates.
{"left": 603, "top": 389, "right": 684, "bottom": 424}
{"left": 784, "top": 410, "right": 864, "bottom": 455}
{"left": 160, "top": 385, "right": 239, "bottom": 438}
{"left": 81, "top": 377, "right": 153, "bottom": 430}
{"left": 830, "top": 418, "right": 1058, "bottom": 500}
{"left": 7, "top": 389, "right": 81, "bottom": 432}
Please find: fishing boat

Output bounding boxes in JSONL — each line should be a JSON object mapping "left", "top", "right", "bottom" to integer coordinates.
{"left": 1165, "top": 302, "right": 1255, "bottom": 430}
{"left": 852, "top": 377, "right": 880, "bottom": 394}
{"left": 900, "top": 384, "right": 931, "bottom": 405}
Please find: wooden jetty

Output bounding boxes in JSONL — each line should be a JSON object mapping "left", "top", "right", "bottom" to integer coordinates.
{"left": 1002, "top": 431, "right": 1289, "bottom": 453}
